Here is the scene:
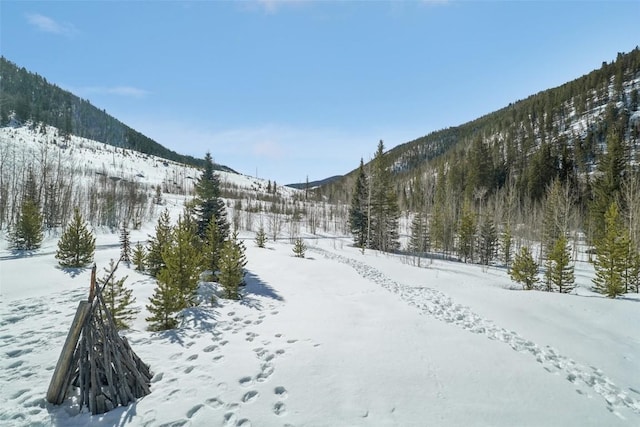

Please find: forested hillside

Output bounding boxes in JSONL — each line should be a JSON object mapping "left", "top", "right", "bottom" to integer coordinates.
{"left": 0, "top": 57, "right": 232, "bottom": 171}
{"left": 323, "top": 48, "right": 640, "bottom": 248}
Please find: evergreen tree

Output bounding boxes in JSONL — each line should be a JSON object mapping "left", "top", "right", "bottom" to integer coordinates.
{"left": 544, "top": 235, "right": 575, "bottom": 293}
{"left": 457, "top": 202, "right": 476, "bottom": 263}
{"left": 55, "top": 207, "right": 96, "bottom": 268}
{"left": 159, "top": 215, "right": 203, "bottom": 308}
{"left": 590, "top": 130, "right": 626, "bottom": 243}
{"left": 501, "top": 225, "right": 513, "bottom": 268}
{"left": 349, "top": 158, "right": 369, "bottom": 250}
{"left": 11, "top": 168, "right": 43, "bottom": 250}
{"left": 592, "top": 202, "right": 627, "bottom": 297}
{"left": 292, "top": 237, "right": 307, "bottom": 258}
{"left": 97, "top": 259, "right": 138, "bottom": 330}
{"left": 193, "top": 152, "right": 229, "bottom": 241}
{"left": 120, "top": 222, "right": 131, "bottom": 264}
{"left": 510, "top": 246, "right": 539, "bottom": 290}
{"left": 477, "top": 215, "right": 497, "bottom": 266}
{"left": 147, "top": 209, "right": 172, "bottom": 277}
{"left": 218, "top": 231, "right": 247, "bottom": 300}
{"left": 409, "top": 211, "right": 430, "bottom": 256}
{"left": 146, "top": 279, "right": 181, "bottom": 331}
{"left": 368, "top": 141, "right": 400, "bottom": 252}
{"left": 132, "top": 242, "right": 147, "bottom": 272}
{"left": 255, "top": 225, "right": 268, "bottom": 248}
{"left": 202, "top": 219, "right": 222, "bottom": 274}
{"left": 11, "top": 199, "right": 43, "bottom": 250}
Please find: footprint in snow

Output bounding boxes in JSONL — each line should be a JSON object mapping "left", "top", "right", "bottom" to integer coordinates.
{"left": 273, "top": 401, "right": 286, "bottom": 416}
{"left": 242, "top": 390, "right": 259, "bottom": 403}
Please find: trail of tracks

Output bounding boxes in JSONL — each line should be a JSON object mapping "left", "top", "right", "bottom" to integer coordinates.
{"left": 311, "top": 246, "right": 640, "bottom": 419}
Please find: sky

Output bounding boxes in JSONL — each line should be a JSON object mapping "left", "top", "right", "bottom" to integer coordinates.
{"left": 1, "top": 1, "right": 639, "bottom": 184}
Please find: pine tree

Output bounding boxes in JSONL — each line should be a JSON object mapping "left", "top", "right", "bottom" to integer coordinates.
{"left": 218, "top": 231, "right": 247, "bottom": 300}
{"left": 56, "top": 207, "right": 96, "bottom": 268}
{"left": 510, "top": 246, "right": 539, "bottom": 290}
{"left": 292, "top": 237, "right": 307, "bottom": 258}
{"left": 132, "top": 242, "right": 146, "bottom": 272}
{"left": 202, "top": 219, "right": 222, "bottom": 274}
{"left": 159, "top": 215, "right": 203, "bottom": 309}
{"left": 11, "top": 169, "right": 43, "bottom": 250}
{"left": 349, "top": 158, "right": 369, "bottom": 250}
{"left": 544, "top": 235, "right": 575, "bottom": 293}
{"left": 11, "top": 199, "right": 43, "bottom": 250}
{"left": 147, "top": 209, "right": 172, "bottom": 278}
{"left": 120, "top": 222, "right": 131, "bottom": 264}
{"left": 193, "top": 152, "right": 229, "bottom": 241}
{"left": 97, "top": 259, "right": 138, "bottom": 330}
{"left": 457, "top": 202, "right": 476, "bottom": 263}
{"left": 146, "top": 279, "right": 181, "bottom": 331}
{"left": 478, "top": 215, "right": 497, "bottom": 266}
{"left": 255, "top": 225, "right": 268, "bottom": 248}
{"left": 368, "top": 141, "right": 400, "bottom": 252}
{"left": 592, "top": 202, "right": 627, "bottom": 298}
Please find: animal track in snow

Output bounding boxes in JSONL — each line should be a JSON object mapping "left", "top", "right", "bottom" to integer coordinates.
{"left": 242, "top": 390, "right": 259, "bottom": 403}
{"left": 311, "top": 246, "right": 640, "bottom": 417}
{"left": 274, "top": 386, "right": 288, "bottom": 399}
{"left": 273, "top": 401, "right": 287, "bottom": 416}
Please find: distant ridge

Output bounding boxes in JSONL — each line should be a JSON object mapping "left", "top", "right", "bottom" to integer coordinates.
{"left": 0, "top": 56, "right": 234, "bottom": 172}
{"left": 287, "top": 175, "right": 343, "bottom": 190}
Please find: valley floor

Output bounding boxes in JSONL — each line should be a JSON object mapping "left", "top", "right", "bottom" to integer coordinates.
{"left": 1, "top": 231, "right": 639, "bottom": 426}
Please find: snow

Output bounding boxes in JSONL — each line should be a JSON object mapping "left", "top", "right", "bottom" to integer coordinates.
{"left": 2, "top": 228, "right": 640, "bottom": 426}
{"left": 1, "top": 124, "right": 640, "bottom": 426}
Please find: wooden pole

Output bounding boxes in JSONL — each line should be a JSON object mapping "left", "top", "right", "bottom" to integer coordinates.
{"left": 46, "top": 300, "right": 91, "bottom": 404}
{"left": 88, "top": 264, "right": 97, "bottom": 303}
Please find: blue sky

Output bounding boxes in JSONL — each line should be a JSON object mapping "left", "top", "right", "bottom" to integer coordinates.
{"left": 2, "top": 1, "right": 639, "bottom": 184}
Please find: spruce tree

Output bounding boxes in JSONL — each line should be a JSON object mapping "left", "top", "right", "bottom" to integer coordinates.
{"left": 292, "top": 237, "right": 307, "bottom": 258}
{"left": 255, "top": 224, "right": 268, "bottom": 248}
{"left": 55, "top": 207, "right": 96, "bottom": 268}
{"left": 368, "top": 141, "right": 399, "bottom": 252}
{"left": 98, "top": 259, "right": 138, "bottom": 330}
{"left": 409, "top": 211, "right": 430, "bottom": 254}
{"left": 147, "top": 209, "right": 172, "bottom": 277}
{"left": 120, "top": 222, "right": 131, "bottom": 265}
{"left": 592, "top": 202, "right": 627, "bottom": 297}
{"left": 478, "top": 215, "right": 497, "bottom": 266}
{"left": 218, "top": 231, "right": 247, "bottom": 300}
{"left": 193, "top": 152, "right": 229, "bottom": 241}
{"left": 510, "top": 246, "right": 539, "bottom": 290}
{"left": 501, "top": 225, "right": 513, "bottom": 268}
{"left": 132, "top": 242, "right": 147, "bottom": 272}
{"left": 458, "top": 202, "right": 476, "bottom": 263}
{"left": 544, "top": 235, "right": 575, "bottom": 293}
{"left": 159, "top": 215, "right": 203, "bottom": 309}
{"left": 349, "top": 158, "right": 369, "bottom": 250}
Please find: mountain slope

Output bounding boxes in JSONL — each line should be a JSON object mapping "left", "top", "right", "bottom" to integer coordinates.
{"left": 0, "top": 57, "right": 234, "bottom": 172}
{"left": 319, "top": 48, "right": 640, "bottom": 208}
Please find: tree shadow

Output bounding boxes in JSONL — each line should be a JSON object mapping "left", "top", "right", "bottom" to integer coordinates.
{"left": 57, "top": 266, "right": 88, "bottom": 278}
{"left": 241, "top": 271, "right": 283, "bottom": 310}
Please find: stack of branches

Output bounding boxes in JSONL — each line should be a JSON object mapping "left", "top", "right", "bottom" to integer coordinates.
{"left": 47, "top": 261, "right": 152, "bottom": 415}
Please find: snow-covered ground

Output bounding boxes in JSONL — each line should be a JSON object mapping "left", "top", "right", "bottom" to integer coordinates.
{"left": 1, "top": 224, "right": 639, "bottom": 426}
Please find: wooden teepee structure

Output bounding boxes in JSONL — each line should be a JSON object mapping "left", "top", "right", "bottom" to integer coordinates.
{"left": 47, "top": 263, "right": 152, "bottom": 415}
